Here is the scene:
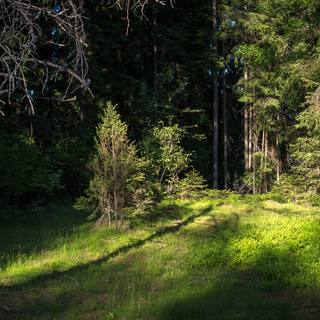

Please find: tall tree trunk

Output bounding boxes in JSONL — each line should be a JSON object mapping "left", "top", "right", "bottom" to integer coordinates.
{"left": 276, "top": 134, "right": 280, "bottom": 183}
{"left": 153, "top": 16, "right": 157, "bottom": 93}
{"left": 264, "top": 130, "right": 268, "bottom": 193}
{"left": 249, "top": 103, "right": 252, "bottom": 170}
{"left": 213, "top": 0, "right": 219, "bottom": 189}
{"left": 252, "top": 162, "right": 256, "bottom": 194}
{"left": 114, "top": 190, "right": 118, "bottom": 230}
{"left": 108, "top": 203, "right": 111, "bottom": 228}
{"left": 244, "top": 68, "right": 249, "bottom": 173}
{"left": 252, "top": 108, "right": 258, "bottom": 194}
{"left": 153, "top": 14, "right": 158, "bottom": 125}
{"left": 260, "top": 127, "right": 265, "bottom": 194}
{"left": 243, "top": 1, "right": 249, "bottom": 175}
{"left": 250, "top": 84, "right": 255, "bottom": 192}
{"left": 223, "top": 54, "right": 228, "bottom": 190}
{"left": 112, "top": 133, "right": 118, "bottom": 229}
{"left": 120, "top": 208, "right": 124, "bottom": 230}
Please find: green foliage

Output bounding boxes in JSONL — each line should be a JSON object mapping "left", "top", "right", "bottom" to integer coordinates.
{"left": 189, "top": 203, "right": 320, "bottom": 289}
{"left": 135, "top": 130, "right": 164, "bottom": 202}
{"left": 75, "top": 102, "right": 145, "bottom": 229}
{"left": 204, "top": 188, "right": 235, "bottom": 200}
{"left": 0, "top": 135, "right": 35, "bottom": 207}
{"left": 252, "top": 152, "right": 275, "bottom": 193}
{"left": 3, "top": 0, "right": 320, "bottom": 206}
{"left": 0, "top": 124, "right": 63, "bottom": 210}
{"left": 225, "top": 193, "right": 284, "bottom": 205}
{"left": 174, "top": 169, "right": 208, "bottom": 199}
{"left": 272, "top": 173, "right": 307, "bottom": 203}
{"left": 289, "top": 94, "right": 320, "bottom": 196}
{"left": 237, "top": 152, "right": 275, "bottom": 195}
{"left": 230, "top": 0, "right": 320, "bottom": 192}
{"left": 153, "top": 121, "right": 191, "bottom": 195}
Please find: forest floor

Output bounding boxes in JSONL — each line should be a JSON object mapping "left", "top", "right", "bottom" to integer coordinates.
{"left": 1, "top": 197, "right": 320, "bottom": 319}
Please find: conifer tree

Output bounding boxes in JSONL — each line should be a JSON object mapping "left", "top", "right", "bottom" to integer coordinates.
{"left": 75, "top": 102, "right": 144, "bottom": 229}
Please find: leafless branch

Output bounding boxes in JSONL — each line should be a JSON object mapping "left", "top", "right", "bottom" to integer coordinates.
{"left": 0, "top": 0, "right": 92, "bottom": 115}
{"left": 107, "top": 0, "right": 175, "bottom": 35}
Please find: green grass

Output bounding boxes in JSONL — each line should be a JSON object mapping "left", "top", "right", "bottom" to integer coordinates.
{"left": 1, "top": 197, "right": 320, "bottom": 319}
{"left": 0, "top": 199, "right": 209, "bottom": 285}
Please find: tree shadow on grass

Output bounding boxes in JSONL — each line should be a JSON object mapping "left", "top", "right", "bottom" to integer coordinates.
{"left": 0, "top": 204, "right": 213, "bottom": 284}
{"left": 0, "top": 204, "right": 214, "bottom": 319}
{"left": 3, "top": 258, "right": 320, "bottom": 319}
{"left": 0, "top": 201, "right": 210, "bottom": 271}
{"left": 2, "top": 204, "right": 320, "bottom": 319}
{"left": 130, "top": 201, "right": 198, "bottom": 227}
{"left": 260, "top": 206, "right": 304, "bottom": 216}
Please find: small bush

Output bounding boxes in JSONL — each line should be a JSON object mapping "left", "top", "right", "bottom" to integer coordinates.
{"left": 174, "top": 169, "right": 208, "bottom": 199}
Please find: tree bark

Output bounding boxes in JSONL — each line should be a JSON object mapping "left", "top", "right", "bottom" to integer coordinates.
{"left": 223, "top": 58, "right": 228, "bottom": 190}
{"left": 153, "top": 16, "right": 158, "bottom": 93}
{"left": 213, "top": 0, "right": 219, "bottom": 189}
{"left": 244, "top": 68, "right": 249, "bottom": 173}
{"left": 264, "top": 130, "right": 268, "bottom": 193}
{"left": 153, "top": 14, "right": 158, "bottom": 125}
{"left": 249, "top": 103, "right": 252, "bottom": 170}
{"left": 276, "top": 134, "right": 280, "bottom": 183}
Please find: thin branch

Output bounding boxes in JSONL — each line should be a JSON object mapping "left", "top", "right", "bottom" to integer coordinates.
{"left": 107, "top": 0, "right": 174, "bottom": 35}
{"left": 0, "top": 0, "right": 91, "bottom": 115}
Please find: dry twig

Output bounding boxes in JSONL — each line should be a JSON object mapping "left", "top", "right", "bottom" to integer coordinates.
{"left": 0, "top": 0, "right": 92, "bottom": 115}
{"left": 107, "top": 0, "right": 175, "bottom": 35}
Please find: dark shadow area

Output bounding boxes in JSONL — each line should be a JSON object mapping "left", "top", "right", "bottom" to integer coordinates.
{"left": 157, "top": 209, "right": 320, "bottom": 320}
{"left": 212, "top": 212, "right": 240, "bottom": 233}
{"left": 0, "top": 203, "right": 90, "bottom": 267}
{"left": 129, "top": 202, "right": 195, "bottom": 227}
{"left": 260, "top": 205, "right": 304, "bottom": 216}
{"left": 0, "top": 201, "right": 210, "bottom": 270}
{"left": 0, "top": 200, "right": 208, "bottom": 257}
{"left": 182, "top": 211, "right": 241, "bottom": 238}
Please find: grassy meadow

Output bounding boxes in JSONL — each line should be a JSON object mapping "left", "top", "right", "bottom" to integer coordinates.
{"left": 1, "top": 197, "right": 320, "bottom": 319}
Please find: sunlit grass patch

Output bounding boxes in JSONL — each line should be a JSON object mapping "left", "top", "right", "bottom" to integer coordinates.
{"left": 188, "top": 202, "right": 320, "bottom": 289}
{"left": 0, "top": 200, "right": 209, "bottom": 286}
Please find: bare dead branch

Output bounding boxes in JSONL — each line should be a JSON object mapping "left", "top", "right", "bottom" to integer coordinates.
{"left": 0, "top": 0, "right": 91, "bottom": 115}
{"left": 106, "top": 0, "right": 175, "bottom": 35}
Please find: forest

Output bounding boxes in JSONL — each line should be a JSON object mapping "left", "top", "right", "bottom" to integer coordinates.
{"left": 1, "top": 1, "right": 320, "bottom": 318}
{"left": 1, "top": 0, "right": 320, "bottom": 213}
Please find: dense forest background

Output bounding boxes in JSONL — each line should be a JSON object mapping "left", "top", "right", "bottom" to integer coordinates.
{"left": 1, "top": 0, "right": 320, "bottom": 215}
